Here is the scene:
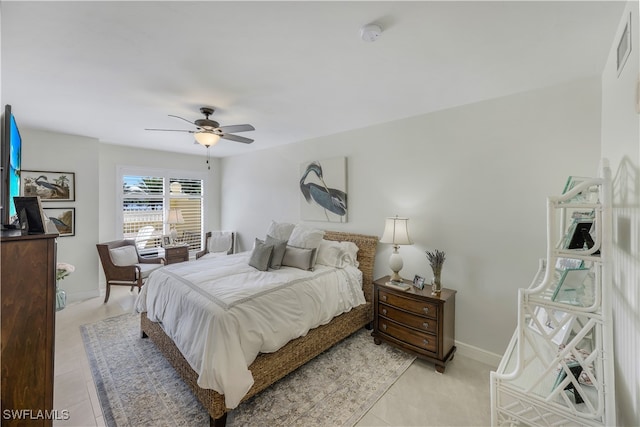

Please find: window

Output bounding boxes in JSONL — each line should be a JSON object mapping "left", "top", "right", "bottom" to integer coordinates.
{"left": 118, "top": 167, "right": 205, "bottom": 254}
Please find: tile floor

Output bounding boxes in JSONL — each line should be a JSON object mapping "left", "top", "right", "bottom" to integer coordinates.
{"left": 53, "top": 286, "right": 494, "bottom": 426}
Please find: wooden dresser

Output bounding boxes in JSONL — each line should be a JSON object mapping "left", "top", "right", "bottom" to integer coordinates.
{"left": 1, "top": 231, "right": 57, "bottom": 426}
{"left": 372, "top": 276, "right": 456, "bottom": 373}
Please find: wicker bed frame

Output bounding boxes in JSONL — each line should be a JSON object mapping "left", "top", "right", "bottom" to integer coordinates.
{"left": 140, "top": 231, "right": 378, "bottom": 427}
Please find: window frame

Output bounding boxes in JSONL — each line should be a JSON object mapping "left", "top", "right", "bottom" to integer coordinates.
{"left": 116, "top": 165, "right": 207, "bottom": 254}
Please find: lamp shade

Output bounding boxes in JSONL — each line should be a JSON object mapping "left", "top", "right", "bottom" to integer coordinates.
{"left": 194, "top": 131, "right": 221, "bottom": 147}
{"left": 380, "top": 216, "right": 412, "bottom": 245}
{"left": 167, "top": 208, "right": 184, "bottom": 225}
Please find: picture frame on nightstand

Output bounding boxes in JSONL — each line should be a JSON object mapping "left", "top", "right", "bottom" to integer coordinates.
{"left": 413, "top": 274, "right": 425, "bottom": 289}
{"left": 162, "top": 235, "right": 173, "bottom": 247}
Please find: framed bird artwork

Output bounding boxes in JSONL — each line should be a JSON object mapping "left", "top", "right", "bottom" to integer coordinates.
{"left": 20, "top": 170, "right": 76, "bottom": 202}
{"left": 299, "top": 157, "right": 347, "bottom": 222}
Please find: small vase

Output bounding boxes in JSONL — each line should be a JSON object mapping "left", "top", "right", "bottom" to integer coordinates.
{"left": 56, "top": 283, "right": 66, "bottom": 312}
{"left": 431, "top": 274, "right": 442, "bottom": 296}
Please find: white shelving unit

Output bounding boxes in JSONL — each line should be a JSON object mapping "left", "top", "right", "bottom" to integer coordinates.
{"left": 490, "top": 161, "right": 615, "bottom": 426}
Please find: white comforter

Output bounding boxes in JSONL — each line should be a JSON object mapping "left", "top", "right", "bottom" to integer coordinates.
{"left": 135, "top": 252, "right": 365, "bottom": 409}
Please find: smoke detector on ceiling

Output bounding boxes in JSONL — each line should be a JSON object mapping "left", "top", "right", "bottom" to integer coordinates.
{"left": 360, "top": 23, "right": 382, "bottom": 42}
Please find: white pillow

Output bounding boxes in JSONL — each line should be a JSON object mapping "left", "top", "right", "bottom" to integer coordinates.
{"left": 208, "top": 231, "right": 233, "bottom": 254}
{"left": 288, "top": 224, "right": 324, "bottom": 250}
{"left": 316, "top": 239, "right": 359, "bottom": 268}
{"left": 109, "top": 246, "right": 139, "bottom": 266}
{"left": 265, "top": 220, "right": 296, "bottom": 241}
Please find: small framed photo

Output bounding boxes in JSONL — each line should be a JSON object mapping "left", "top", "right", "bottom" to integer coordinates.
{"left": 13, "top": 196, "right": 46, "bottom": 234}
{"left": 162, "top": 235, "right": 173, "bottom": 247}
{"left": 413, "top": 274, "right": 425, "bottom": 290}
{"left": 563, "top": 219, "right": 595, "bottom": 250}
{"left": 43, "top": 207, "right": 75, "bottom": 237}
{"left": 528, "top": 306, "right": 574, "bottom": 345}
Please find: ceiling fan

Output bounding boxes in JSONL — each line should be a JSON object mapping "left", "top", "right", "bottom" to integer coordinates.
{"left": 145, "top": 107, "right": 255, "bottom": 147}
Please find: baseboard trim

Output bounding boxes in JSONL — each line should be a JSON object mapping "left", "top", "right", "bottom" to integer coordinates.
{"left": 455, "top": 340, "right": 502, "bottom": 368}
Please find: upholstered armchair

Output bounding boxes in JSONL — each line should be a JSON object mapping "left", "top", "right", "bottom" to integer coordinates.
{"left": 96, "top": 239, "right": 165, "bottom": 303}
{"left": 195, "top": 231, "right": 235, "bottom": 259}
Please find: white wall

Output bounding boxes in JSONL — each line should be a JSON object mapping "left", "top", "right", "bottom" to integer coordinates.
{"left": 21, "top": 128, "right": 221, "bottom": 302}
{"left": 221, "top": 77, "right": 602, "bottom": 357}
{"left": 600, "top": 2, "right": 640, "bottom": 426}
{"left": 21, "top": 128, "right": 100, "bottom": 300}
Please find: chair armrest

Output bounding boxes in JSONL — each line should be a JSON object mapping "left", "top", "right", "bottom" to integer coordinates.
{"left": 105, "top": 264, "right": 140, "bottom": 282}
{"left": 138, "top": 256, "right": 165, "bottom": 265}
{"left": 196, "top": 231, "right": 212, "bottom": 260}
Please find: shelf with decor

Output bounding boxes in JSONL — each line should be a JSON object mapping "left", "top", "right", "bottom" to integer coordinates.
{"left": 490, "top": 161, "right": 615, "bottom": 427}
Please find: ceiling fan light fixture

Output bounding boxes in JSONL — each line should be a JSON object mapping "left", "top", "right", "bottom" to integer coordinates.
{"left": 194, "top": 131, "right": 221, "bottom": 147}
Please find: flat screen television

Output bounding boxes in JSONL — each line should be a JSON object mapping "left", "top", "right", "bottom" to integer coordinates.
{"left": 1, "top": 104, "right": 22, "bottom": 229}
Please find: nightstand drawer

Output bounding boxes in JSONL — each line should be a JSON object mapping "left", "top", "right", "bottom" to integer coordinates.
{"left": 378, "top": 304, "right": 438, "bottom": 334}
{"left": 377, "top": 318, "right": 437, "bottom": 353}
{"left": 378, "top": 289, "right": 438, "bottom": 319}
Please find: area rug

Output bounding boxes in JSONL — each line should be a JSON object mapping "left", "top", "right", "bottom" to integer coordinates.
{"left": 81, "top": 313, "right": 415, "bottom": 427}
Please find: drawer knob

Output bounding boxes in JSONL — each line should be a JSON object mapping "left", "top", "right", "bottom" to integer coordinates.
{"left": 422, "top": 322, "right": 429, "bottom": 329}
{"left": 382, "top": 323, "right": 387, "bottom": 331}
{"left": 381, "top": 295, "right": 387, "bottom": 302}
{"left": 423, "top": 339, "right": 429, "bottom": 345}
{"left": 423, "top": 307, "right": 429, "bottom": 314}
{"left": 382, "top": 308, "right": 387, "bottom": 315}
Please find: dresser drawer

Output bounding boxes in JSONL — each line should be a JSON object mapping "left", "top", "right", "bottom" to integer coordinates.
{"left": 377, "top": 318, "right": 437, "bottom": 353}
{"left": 378, "top": 303, "right": 438, "bottom": 334}
{"left": 378, "top": 289, "right": 438, "bottom": 319}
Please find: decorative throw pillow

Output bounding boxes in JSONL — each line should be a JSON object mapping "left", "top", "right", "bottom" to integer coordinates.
{"left": 248, "top": 238, "right": 274, "bottom": 271}
{"left": 109, "top": 246, "right": 139, "bottom": 266}
{"left": 287, "top": 224, "right": 325, "bottom": 267}
{"left": 282, "top": 246, "right": 315, "bottom": 271}
{"left": 265, "top": 220, "right": 296, "bottom": 241}
{"left": 265, "top": 235, "right": 287, "bottom": 269}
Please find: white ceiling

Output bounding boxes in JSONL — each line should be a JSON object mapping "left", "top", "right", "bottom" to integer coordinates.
{"left": 1, "top": 1, "right": 625, "bottom": 158}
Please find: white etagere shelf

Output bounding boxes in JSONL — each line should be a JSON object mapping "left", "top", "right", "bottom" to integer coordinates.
{"left": 490, "top": 161, "right": 615, "bottom": 427}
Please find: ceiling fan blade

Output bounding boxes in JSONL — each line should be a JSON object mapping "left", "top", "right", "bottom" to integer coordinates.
{"left": 145, "top": 128, "right": 195, "bottom": 133}
{"left": 217, "top": 124, "right": 255, "bottom": 133}
{"left": 168, "top": 114, "right": 196, "bottom": 125}
{"left": 221, "top": 133, "right": 254, "bottom": 144}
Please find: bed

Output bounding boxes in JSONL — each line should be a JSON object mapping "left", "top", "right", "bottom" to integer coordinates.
{"left": 138, "top": 230, "right": 378, "bottom": 427}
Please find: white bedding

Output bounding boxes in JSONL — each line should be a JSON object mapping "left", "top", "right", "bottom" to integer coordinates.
{"left": 135, "top": 252, "right": 365, "bottom": 409}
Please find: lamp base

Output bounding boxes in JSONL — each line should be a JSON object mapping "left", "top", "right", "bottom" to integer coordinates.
{"left": 388, "top": 248, "right": 404, "bottom": 283}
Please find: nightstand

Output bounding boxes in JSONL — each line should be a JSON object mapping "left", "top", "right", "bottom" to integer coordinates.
{"left": 163, "top": 245, "right": 189, "bottom": 265}
{"left": 371, "top": 276, "right": 456, "bottom": 373}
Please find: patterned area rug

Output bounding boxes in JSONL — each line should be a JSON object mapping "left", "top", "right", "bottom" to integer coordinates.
{"left": 81, "top": 313, "right": 415, "bottom": 427}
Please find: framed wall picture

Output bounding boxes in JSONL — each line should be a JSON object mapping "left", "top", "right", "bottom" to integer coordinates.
{"left": 43, "top": 207, "right": 75, "bottom": 237}
{"left": 21, "top": 170, "right": 76, "bottom": 202}
{"left": 299, "top": 157, "right": 347, "bottom": 222}
{"left": 616, "top": 12, "right": 631, "bottom": 76}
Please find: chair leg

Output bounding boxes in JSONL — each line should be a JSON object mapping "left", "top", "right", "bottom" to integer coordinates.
{"left": 104, "top": 283, "right": 111, "bottom": 303}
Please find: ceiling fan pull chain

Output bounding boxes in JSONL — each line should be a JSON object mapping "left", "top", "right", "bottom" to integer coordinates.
{"left": 206, "top": 146, "right": 211, "bottom": 170}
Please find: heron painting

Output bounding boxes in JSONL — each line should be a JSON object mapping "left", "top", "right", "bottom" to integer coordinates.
{"left": 20, "top": 170, "right": 76, "bottom": 201}
{"left": 299, "top": 157, "right": 347, "bottom": 222}
{"left": 43, "top": 207, "right": 75, "bottom": 237}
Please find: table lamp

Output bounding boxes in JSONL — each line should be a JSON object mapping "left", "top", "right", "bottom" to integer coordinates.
{"left": 167, "top": 208, "right": 184, "bottom": 242}
{"left": 380, "top": 216, "right": 413, "bottom": 282}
